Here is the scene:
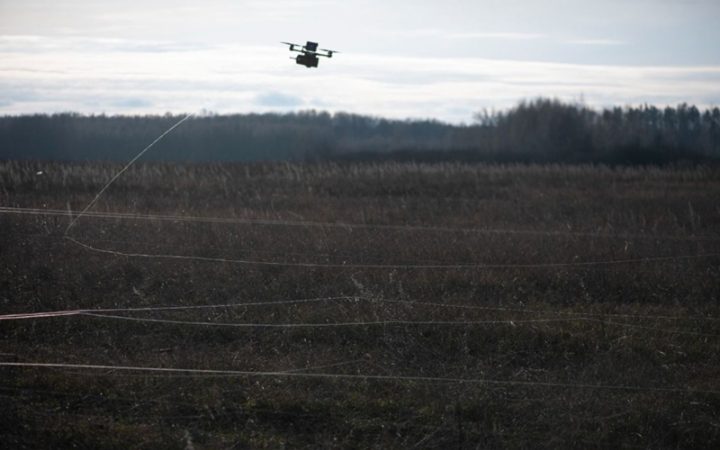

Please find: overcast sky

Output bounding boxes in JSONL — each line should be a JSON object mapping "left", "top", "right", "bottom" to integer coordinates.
{"left": 1, "top": 0, "right": 719, "bottom": 123}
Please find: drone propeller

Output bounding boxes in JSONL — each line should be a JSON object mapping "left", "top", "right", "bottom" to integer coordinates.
{"left": 281, "top": 41, "right": 301, "bottom": 51}
{"left": 320, "top": 49, "right": 340, "bottom": 53}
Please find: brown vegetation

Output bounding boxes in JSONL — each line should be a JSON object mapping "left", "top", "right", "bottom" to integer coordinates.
{"left": 1, "top": 160, "right": 720, "bottom": 449}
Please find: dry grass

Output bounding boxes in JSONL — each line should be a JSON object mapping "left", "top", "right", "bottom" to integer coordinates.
{"left": 1, "top": 160, "right": 720, "bottom": 449}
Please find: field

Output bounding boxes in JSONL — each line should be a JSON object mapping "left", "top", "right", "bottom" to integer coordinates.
{"left": 1, "top": 160, "right": 720, "bottom": 449}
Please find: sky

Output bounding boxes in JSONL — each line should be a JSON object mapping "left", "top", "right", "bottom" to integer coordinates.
{"left": 1, "top": 0, "right": 719, "bottom": 123}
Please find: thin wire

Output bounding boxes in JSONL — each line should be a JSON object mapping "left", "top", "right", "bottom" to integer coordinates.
{"left": 282, "top": 358, "right": 366, "bottom": 373}
{"left": 9, "top": 207, "right": 720, "bottom": 271}
{"left": 63, "top": 74, "right": 247, "bottom": 238}
{"left": 385, "top": 299, "right": 720, "bottom": 321}
{"left": 63, "top": 235, "right": 720, "bottom": 270}
{"left": 0, "top": 296, "right": 356, "bottom": 320}
{"left": 0, "top": 311, "right": 81, "bottom": 320}
{"left": 3, "top": 206, "right": 718, "bottom": 241}
{"left": 57, "top": 358, "right": 368, "bottom": 379}
{"left": 3, "top": 231, "right": 709, "bottom": 273}
{"left": 77, "top": 312, "right": 720, "bottom": 336}
{"left": 99, "top": 296, "right": 355, "bottom": 312}
{"left": 1, "top": 362, "right": 717, "bottom": 395}
{"left": 0, "top": 358, "right": 364, "bottom": 382}
{"left": 80, "top": 313, "right": 583, "bottom": 327}
{"left": 64, "top": 114, "right": 196, "bottom": 235}
{"left": 0, "top": 231, "right": 470, "bottom": 266}
{"left": 2, "top": 296, "right": 718, "bottom": 322}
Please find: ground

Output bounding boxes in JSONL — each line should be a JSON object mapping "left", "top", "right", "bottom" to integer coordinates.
{"left": 1, "top": 160, "right": 719, "bottom": 449}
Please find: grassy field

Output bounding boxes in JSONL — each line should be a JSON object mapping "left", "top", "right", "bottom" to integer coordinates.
{"left": 1, "top": 160, "right": 720, "bottom": 449}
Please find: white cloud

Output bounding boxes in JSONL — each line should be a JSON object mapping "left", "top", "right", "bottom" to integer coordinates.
{"left": 1, "top": 35, "right": 719, "bottom": 123}
{"left": 0, "top": 35, "right": 213, "bottom": 53}
{"left": 448, "top": 33, "right": 547, "bottom": 40}
{"left": 368, "top": 29, "right": 443, "bottom": 38}
{"left": 370, "top": 29, "right": 546, "bottom": 40}
{"left": 562, "top": 39, "right": 627, "bottom": 46}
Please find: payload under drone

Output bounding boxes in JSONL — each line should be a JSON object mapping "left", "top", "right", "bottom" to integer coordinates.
{"left": 281, "top": 41, "right": 339, "bottom": 68}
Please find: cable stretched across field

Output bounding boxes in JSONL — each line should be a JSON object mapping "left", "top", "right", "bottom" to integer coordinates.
{"left": 75, "top": 312, "right": 720, "bottom": 337}
{"left": 0, "top": 296, "right": 354, "bottom": 320}
{"left": 81, "top": 313, "right": 588, "bottom": 328}
{"left": 63, "top": 234, "right": 720, "bottom": 270}
{"left": 1, "top": 361, "right": 718, "bottom": 395}
{"left": 64, "top": 114, "right": 195, "bottom": 236}
{"left": 4, "top": 230, "right": 713, "bottom": 273}
{"left": 61, "top": 78, "right": 246, "bottom": 238}
{"left": 9, "top": 204, "right": 720, "bottom": 271}
{"left": 3, "top": 206, "right": 719, "bottom": 241}
{"left": 2, "top": 295, "right": 718, "bottom": 322}
{"left": 3, "top": 306, "right": 716, "bottom": 336}
{"left": 0, "top": 231, "right": 480, "bottom": 267}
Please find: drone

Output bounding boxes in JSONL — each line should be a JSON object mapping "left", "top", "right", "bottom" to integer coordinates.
{"left": 281, "top": 41, "right": 339, "bottom": 68}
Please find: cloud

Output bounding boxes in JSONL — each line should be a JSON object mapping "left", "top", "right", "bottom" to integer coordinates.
{"left": 368, "top": 29, "right": 443, "bottom": 38}
{"left": 254, "top": 92, "right": 305, "bottom": 107}
{"left": 562, "top": 39, "right": 627, "bottom": 46}
{"left": 1, "top": 40, "right": 719, "bottom": 122}
{"left": 371, "top": 29, "right": 546, "bottom": 41}
{"left": 448, "top": 33, "right": 546, "bottom": 40}
{"left": 111, "top": 98, "right": 154, "bottom": 108}
{"left": 0, "top": 35, "right": 213, "bottom": 54}
{"left": 0, "top": 86, "right": 42, "bottom": 104}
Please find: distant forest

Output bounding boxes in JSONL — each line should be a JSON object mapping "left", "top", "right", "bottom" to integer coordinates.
{"left": 1, "top": 99, "right": 719, "bottom": 165}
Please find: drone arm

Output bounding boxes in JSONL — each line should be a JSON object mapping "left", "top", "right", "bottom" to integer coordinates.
{"left": 317, "top": 49, "right": 339, "bottom": 58}
{"left": 281, "top": 42, "right": 305, "bottom": 53}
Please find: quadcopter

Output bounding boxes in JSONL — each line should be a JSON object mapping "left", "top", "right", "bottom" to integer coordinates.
{"left": 281, "top": 41, "right": 339, "bottom": 68}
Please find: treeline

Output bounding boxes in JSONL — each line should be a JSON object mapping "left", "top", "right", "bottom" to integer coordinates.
{"left": 469, "top": 99, "right": 720, "bottom": 165}
{"left": 1, "top": 99, "right": 719, "bottom": 165}
{"left": 0, "top": 111, "right": 472, "bottom": 162}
